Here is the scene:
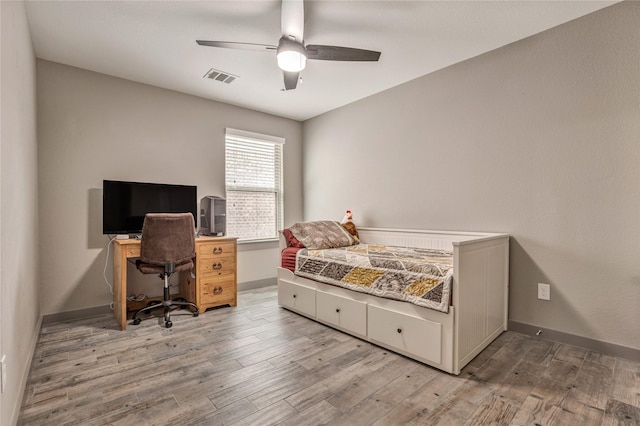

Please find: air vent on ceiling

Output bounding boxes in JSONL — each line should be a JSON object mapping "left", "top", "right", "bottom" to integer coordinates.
{"left": 203, "top": 68, "right": 238, "bottom": 84}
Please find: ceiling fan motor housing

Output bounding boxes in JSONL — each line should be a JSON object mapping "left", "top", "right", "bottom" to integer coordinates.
{"left": 276, "top": 37, "right": 307, "bottom": 72}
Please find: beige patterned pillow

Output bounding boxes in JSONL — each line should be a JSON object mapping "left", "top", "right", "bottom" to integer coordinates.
{"left": 287, "top": 220, "right": 358, "bottom": 249}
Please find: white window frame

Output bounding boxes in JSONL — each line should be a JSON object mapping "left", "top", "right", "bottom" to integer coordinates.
{"left": 225, "top": 128, "right": 284, "bottom": 243}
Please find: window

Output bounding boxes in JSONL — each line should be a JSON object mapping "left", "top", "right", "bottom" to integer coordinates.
{"left": 225, "top": 128, "right": 284, "bottom": 242}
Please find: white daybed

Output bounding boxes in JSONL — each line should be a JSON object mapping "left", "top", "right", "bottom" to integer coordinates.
{"left": 277, "top": 227, "right": 509, "bottom": 375}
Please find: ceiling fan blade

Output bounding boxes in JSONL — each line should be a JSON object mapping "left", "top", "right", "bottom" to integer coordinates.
{"left": 281, "top": 0, "right": 304, "bottom": 42}
{"left": 196, "top": 40, "right": 277, "bottom": 52}
{"left": 283, "top": 71, "right": 299, "bottom": 90}
{"left": 305, "top": 45, "right": 381, "bottom": 62}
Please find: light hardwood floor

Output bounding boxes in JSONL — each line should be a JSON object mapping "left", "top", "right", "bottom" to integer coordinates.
{"left": 19, "top": 286, "right": 639, "bottom": 425}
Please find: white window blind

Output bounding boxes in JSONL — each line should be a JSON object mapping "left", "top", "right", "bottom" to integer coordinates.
{"left": 225, "top": 129, "right": 284, "bottom": 242}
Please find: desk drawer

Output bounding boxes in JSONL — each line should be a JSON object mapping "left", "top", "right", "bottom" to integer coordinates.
{"left": 126, "top": 246, "right": 140, "bottom": 258}
{"left": 200, "top": 276, "right": 235, "bottom": 305}
{"left": 198, "top": 254, "right": 235, "bottom": 276}
{"left": 197, "top": 241, "right": 235, "bottom": 259}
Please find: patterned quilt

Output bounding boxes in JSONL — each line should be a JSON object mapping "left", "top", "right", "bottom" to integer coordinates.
{"left": 295, "top": 244, "right": 453, "bottom": 313}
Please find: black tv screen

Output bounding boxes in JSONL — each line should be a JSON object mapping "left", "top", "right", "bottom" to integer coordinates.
{"left": 103, "top": 180, "right": 197, "bottom": 235}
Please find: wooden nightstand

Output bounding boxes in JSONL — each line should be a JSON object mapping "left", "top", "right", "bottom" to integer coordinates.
{"left": 183, "top": 236, "right": 238, "bottom": 313}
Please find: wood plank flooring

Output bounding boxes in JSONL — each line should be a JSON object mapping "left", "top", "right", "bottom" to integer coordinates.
{"left": 19, "top": 286, "right": 640, "bottom": 425}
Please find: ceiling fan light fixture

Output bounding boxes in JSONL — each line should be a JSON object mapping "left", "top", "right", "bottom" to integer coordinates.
{"left": 277, "top": 51, "right": 306, "bottom": 72}
{"left": 276, "top": 37, "right": 306, "bottom": 72}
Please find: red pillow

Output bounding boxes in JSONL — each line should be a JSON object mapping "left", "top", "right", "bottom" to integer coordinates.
{"left": 283, "top": 228, "right": 305, "bottom": 248}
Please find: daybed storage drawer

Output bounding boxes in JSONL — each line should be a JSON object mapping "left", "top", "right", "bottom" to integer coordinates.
{"left": 278, "top": 280, "right": 316, "bottom": 318}
{"left": 316, "top": 291, "right": 367, "bottom": 338}
{"left": 368, "top": 305, "right": 443, "bottom": 365}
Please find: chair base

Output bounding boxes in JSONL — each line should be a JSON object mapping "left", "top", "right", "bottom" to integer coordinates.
{"left": 131, "top": 300, "right": 199, "bottom": 328}
{"left": 131, "top": 271, "right": 199, "bottom": 328}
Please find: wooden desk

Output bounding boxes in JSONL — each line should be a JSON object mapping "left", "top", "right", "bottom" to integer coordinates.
{"left": 113, "top": 236, "right": 237, "bottom": 330}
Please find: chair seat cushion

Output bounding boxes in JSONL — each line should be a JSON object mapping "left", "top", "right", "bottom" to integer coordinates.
{"left": 136, "top": 259, "right": 194, "bottom": 275}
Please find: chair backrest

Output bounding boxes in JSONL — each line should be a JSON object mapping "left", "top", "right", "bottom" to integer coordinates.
{"left": 139, "top": 213, "right": 196, "bottom": 266}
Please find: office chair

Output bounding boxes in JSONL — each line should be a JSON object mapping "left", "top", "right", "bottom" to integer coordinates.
{"left": 131, "top": 213, "right": 199, "bottom": 328}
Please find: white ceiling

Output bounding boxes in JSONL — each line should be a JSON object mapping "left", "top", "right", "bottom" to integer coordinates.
{"left": 24, "top": 1, "right": 617, "bottom": 121}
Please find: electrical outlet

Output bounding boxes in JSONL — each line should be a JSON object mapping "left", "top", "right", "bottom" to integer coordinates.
{"left": 1, "top": 354, "right": 6, "bottom": 393}
{"left": 538, "top": 283, "right": 551, "bottom": 301}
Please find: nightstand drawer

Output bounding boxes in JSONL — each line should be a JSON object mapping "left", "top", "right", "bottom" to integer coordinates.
{"left": 197, "top": 241, "right": 235, "bottom": 259}
{"left": 200, "top": 276, "right": 235, "bottom": 305}
{"left": 198, "top": 254, "right": 235, "bottom": 276}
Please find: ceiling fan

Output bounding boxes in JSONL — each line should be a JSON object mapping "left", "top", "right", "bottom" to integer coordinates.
{"left": 196, "top": 0, "right": 381, "bottom": 91}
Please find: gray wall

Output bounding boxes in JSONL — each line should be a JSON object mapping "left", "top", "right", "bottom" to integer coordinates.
{"left": 36, "top": 60, "right": 303, "bottom": 315}
{"left": 1, "top": 1, "right": 40, "bottom": 424}
{"left": 303, "top": 2, "right": 639, "bottom": 350}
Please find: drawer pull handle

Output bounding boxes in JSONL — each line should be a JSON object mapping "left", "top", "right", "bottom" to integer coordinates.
{"left": 212, "top": 263, "right": 222, "bottom": 270}
{"left": 213, "top": 286, "right": 223, "bottom": 294}
{"left": 213, "top": 247, "right": 223, "bottom": 254}
{"left": 336, "top": 308, "right": 341, "bottom": 313}
{"left": 397, "top": 328, "right": 402, "bottom": 334}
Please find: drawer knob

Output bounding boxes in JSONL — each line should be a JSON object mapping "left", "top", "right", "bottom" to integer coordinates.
{"left": 213, "top": 286, "right": 223, "bottom": 294}
{"left": 212, "top": 262, "right": 222, "bottom": 270}
{"left": 213, "top": 247, "right": 223, "bottom": 254}
{"left": 336, "top": 308, "right": 341, "bottom": 313}
{"left": 397, "top": 328, "right": 402, "bottom": 334}
{"left": 292, "top": 294, "right": 297, "bottom": 299}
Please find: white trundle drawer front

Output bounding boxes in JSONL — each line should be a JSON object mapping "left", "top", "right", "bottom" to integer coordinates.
{"left": 278, "top": 280, "right": 316, "bottom": 317}
{"left": 368, "top": 305, "right": 442, "bottom": 365}
{"left": 316, "top": 290, "right": 367, "bottom": 338}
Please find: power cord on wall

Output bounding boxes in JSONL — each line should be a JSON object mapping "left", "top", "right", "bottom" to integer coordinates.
{"left": 103, "top": 235, "right": 182, "bottom": 307}
{"left": 103, "top": 235, "right": 116, "bottom": 310}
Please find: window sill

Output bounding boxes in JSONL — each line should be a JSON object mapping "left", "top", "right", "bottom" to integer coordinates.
{"left": 237, "top": 238, "right": 279, "bottom": 251}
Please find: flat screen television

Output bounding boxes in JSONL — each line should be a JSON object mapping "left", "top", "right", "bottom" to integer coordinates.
{"left": 102, "top": 180, "right": 197, "bottom": 235}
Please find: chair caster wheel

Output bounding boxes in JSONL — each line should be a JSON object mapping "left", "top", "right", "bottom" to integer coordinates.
{"left": 193, "top": 311, "right": 199, "bottom": 317}
{"left": 165, "top": 321, "right": 173, "bottom": 328}
{"left": 133, "top": 318, "right": 141, "bottom": 325}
